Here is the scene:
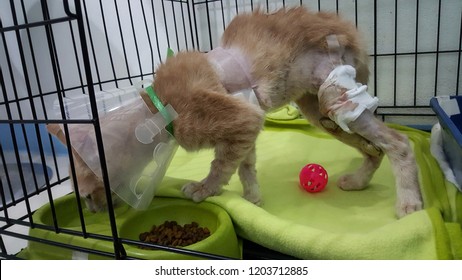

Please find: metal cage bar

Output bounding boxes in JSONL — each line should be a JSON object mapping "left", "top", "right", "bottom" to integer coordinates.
{"left": 1, "top": 0, "right": 461, "bottom": 260}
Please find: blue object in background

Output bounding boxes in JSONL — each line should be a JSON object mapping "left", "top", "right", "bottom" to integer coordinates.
{"left": 0, "top": 123, "right": 66, "bottom": 155}
{"left": 430, "top": 95, "right": 462, "bottom": 189}
{"left": 0, "top": 123, "right": 60, "bottom": 203}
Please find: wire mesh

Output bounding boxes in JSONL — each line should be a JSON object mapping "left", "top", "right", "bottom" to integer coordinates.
{"left": 0, "top": 0, "right": 461, "bottom": 259}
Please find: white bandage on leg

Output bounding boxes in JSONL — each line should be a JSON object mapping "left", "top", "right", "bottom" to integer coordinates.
{"left": 320, "top": 65, "right": 379, "bottom": 133}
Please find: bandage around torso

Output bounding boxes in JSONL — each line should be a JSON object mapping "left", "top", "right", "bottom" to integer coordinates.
{"left": 207, "top": 47, "right": 254, "bottom": 93}
{"left": 207, "top": 47, "right": 267, "bottom": 108}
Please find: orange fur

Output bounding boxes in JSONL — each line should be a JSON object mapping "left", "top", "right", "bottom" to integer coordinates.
{"left": 50, "top": 7, "right": 422, "bottom": 217}
{"left": 161, "top": 7, "right": 420, "bottom": 217}
{"left": 46, "top": 124, "right": 107, "bottom": 212}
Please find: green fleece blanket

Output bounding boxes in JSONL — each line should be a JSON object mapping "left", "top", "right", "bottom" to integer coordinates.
{"left": 156, "top": 107, "right": 462, "bottom": 260}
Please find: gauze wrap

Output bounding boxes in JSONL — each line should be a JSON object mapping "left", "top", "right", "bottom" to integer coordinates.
{"left": 320, "top": 65, "right": 379, "bottom": 133}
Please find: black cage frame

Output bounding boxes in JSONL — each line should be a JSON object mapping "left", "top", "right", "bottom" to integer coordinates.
{"left": 1, "top": 0, "right": 461, "bottom": 259}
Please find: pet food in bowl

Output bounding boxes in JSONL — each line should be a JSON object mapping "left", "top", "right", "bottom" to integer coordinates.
{"left": 118, "top": 197, "right": 241, "bottom": 259}
{"left": 138, "top": 220, "right": 210, "bottom": 249}
{"left": 20, "top": 195, "right": 241, "bottom": 259}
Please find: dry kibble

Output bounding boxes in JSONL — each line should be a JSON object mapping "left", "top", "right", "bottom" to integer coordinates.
{"left": 138, "top": 220, "right": 211, "bottom": 249}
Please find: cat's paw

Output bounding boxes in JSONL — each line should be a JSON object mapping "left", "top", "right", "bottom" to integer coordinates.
{"left": 181, "top": 181, "right": 219, "bottom": 202}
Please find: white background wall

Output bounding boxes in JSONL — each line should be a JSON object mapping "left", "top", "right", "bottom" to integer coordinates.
{"left": 1, "top": 0, "right": 461, "bottom": 125}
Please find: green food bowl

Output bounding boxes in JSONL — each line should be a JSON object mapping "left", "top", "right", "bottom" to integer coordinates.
{"left": 18, "top": 195, "right": 241, "bottom": 259}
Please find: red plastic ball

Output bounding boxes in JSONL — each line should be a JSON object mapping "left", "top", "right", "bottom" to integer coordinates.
{"left": 299, "top": 163, "right": 328, "bottom": 193}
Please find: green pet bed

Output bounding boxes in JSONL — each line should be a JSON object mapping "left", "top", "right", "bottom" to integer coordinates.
{"left": 157, "top": 107, "right": 462, "bottom": 259}
{"left": 21, "top": 106, "right": 462, "bottom": 259}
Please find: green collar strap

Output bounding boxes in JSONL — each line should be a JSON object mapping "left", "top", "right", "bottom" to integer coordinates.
{"left": 145, "top": 85, "right": 174, "bottom": 136}
{"left": 144, "top": 48, "right": 176, "bottom": 135}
